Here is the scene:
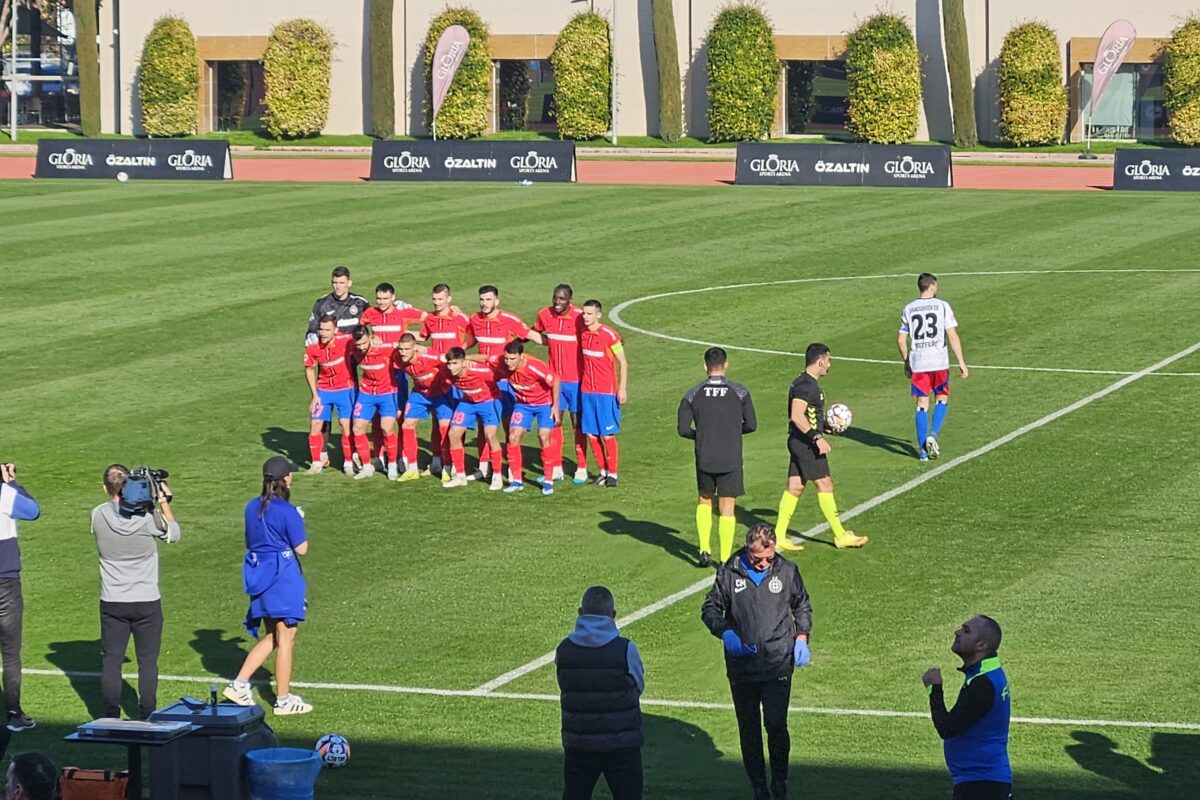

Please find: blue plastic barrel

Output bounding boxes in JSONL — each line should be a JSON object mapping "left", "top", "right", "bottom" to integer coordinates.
{"left": 245, "top": 748, "right": 323, "bottom": 800}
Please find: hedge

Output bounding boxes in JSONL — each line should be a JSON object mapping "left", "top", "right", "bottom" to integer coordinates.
{"left": 706, "top": 5, "right": 777, "bottom": 142}
{"left": 74, "top": 0, "right": 101, "bottom": 137}
{"left": 1165, "top": 16, "right": 1200, "bottom": 145}
{"left": 846, "top": 13, "right": 921, "bottom": 143}
{"left": 651, "top": 0, "right": 683, "bottom": 141}
{"left": 262, "top": 19, "right": 334, "bottom": 139}
{"left": 369, "top": 0, "right": 395, "bottom": 138}
{"left": 423, "top": 8, "right": 490, "bottom": 138}
{"left": 499, "top": 61, "right": 532, "bottom": 131}
{"left": 942, "top": 0, "right": 978, "bottom": 147}
{"left": 550, "top": 12, "right": 611, "bottom": 140}
{"left": 138, "top": 16, "right": 199, "bottom": 137}
{"left": 786, "top": 61, "right": 816, "bottom": 133}
{"left": 997, "top": 22, "right": 1067, "bottom": 146}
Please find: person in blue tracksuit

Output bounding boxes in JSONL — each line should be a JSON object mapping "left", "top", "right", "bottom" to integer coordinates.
{"left": 923, "top": 616, "right": 1012, "bottom": 800}
{"left": 223, "top": 457, "right": 313, "bottom": 716}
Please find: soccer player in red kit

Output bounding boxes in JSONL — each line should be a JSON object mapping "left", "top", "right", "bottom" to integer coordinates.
{"left": 443, "top": 347, "right": 504, "bottom": 490}
{"left": 395, "top": 334, "right": 454, "bottom": 482}
{"left": 349, "top": 330, "right": 401, "bottom": 480}
{"left": 496, "top": 340, "right": 561, "bottom": 495}
{"left": 303, "top": 316, "right": 357, "bottom": 475}
{"left": 418, "top": 283, "right": 475, "bottom": 357}
{"left": 360, "top": 282, "right": 427, "bottom": 467}
{"left": 579, "top": 300, "right": 628, "bottom": 488}
{"left": 534, "top": 284, "right": 587, "bottom": 483}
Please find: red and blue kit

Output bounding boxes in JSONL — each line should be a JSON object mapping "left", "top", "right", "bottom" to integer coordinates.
{"left": 361, "top": 305, "right": 426, "bottom": 344}
{"left": 535, "top": 305, "right": 584, "bottom": 412}
{"left": 401, "top": 353, "right": 454, "bottom": 421}
{"left": 580, "top": 324, "right": 624, "bottom": 437}
{"left": 419, "top": 310, "right": 474, "bottom": 357}
{"left": 470, "top": 310, "right": 532, "bottom": 358}
{"left": 449, "top": 365, "right": 501, "bottom": 428}
{"left": 304, "top": 335, "right": 355, "bottom": 421}
{"left": 352, "top": 344, "right": 399, "bottom": 420}
{"left": 502, "top": 356, "right": 556, "bottom": 431}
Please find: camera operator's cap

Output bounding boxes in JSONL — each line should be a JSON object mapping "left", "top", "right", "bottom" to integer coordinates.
{"left": 263, "top": 456, "right": 300, "bottom": 480}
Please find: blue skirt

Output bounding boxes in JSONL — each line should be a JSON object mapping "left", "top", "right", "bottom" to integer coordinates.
{"left": 242, "top": 550, "right": 307, "bottom": 637}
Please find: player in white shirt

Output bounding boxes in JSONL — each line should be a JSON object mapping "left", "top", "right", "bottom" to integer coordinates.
{"left": 897, "top": 273, "right": 969, "bottom": 460}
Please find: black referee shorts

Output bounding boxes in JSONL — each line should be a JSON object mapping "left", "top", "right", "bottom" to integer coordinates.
{"left": 696, "top": 466, "right": 744, "bottom": 498}
{"left": 787, "top": 436, "right": 830, "bottom": 482}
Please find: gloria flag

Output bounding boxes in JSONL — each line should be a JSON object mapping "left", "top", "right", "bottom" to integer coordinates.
{"left": 1091, "top": 19, "right": 1137, "bottom": 112}
{"left": 432, "top": 24, "right": 471, "bottom": 120}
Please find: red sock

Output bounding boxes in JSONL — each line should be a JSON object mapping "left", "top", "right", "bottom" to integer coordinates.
{"left": 340, "top": 433, "right": 353, "bottom": 463}
{"left": 490, "top": 445, "right": 502, "bottom": 477}
{"left": 354, "top": 433, "right": 372, "bottom": 465}
{"left": 575, "top": 429, "right": 588, "bottom": 470}
{"left": 450, "top": 447, "right": 466, "bottom": 476}
{"left": 541, "top": 446, "right": 555, "bottom": 483}
{"left": 507, "top": 443, "right": 523, "bottom": 483}
{"left": 308, "top": 434, "right": 324, "bottom": 464}
{"left": 550, "top": 426, "right": 563, "bottom": 464}
{"left": 588, "top": 436, "right": 606, "bottom": 472}
{"left": 602, "top": 436, "right": 619, "bottom": 476}
{"left": 479, "top": 439, "right": 490, "bottom": 473}
{"left": 438, "top": 423, "right": 452, "bottom": 466}
{"left": 384, "top": 431, "right": 399, "bottom": 463}
{"left": 402, "top": 427, "right": 418, "bottom": 466}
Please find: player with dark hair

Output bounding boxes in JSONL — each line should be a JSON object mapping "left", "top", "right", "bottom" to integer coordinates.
{"left": 579, "top": 300, "right": 628, "bottom": 488}
{"left": 303, "top": 315, "right": 356, "bottom": 474}
{"left": 349, "top": 328, "right": 400, "bottom": 480}
{"left": 361, "top": 282, "right": 426, "bottom": 469}
{"left": 775, "top": 344, "right": 868, "bottom": 551}
{"left": 443, "top": 347, "right": 504, "bottom": 490}
{"left": 395, "top": 334, "right": 454, "bottom": 482}
{"left": 497, "top": 340, "right": 561, "bottom": 495}
{"left": 305, "top": 266, "right": 369, "bottom": 344}
{"left": 535, "top": 284, "right": 587, "bottom": 483}
{"left": 418, "top": 284, "right": 474, "bottom": 357}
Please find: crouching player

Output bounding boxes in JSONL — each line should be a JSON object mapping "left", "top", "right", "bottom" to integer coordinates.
{"left": 497, "top": 341, "right": 561, "bottom": 496}
{"left": 350, "top": 328, "right": 401, "bottom": 480}
{"left": 444, "top": 348, "right": 504, "bottom": 490}
{"left": 395, "top": 334, "right": 454, "bottom": 482}
{"left": 303, "top": 315, "right": 356, "bottom": 475}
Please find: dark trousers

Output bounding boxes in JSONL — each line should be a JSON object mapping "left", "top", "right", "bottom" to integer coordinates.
{"left": 563, "top": 747, "right": 643, "bottom": 800}
{"left": 953, "top": 781, "right": 1012, "bottom": 800}
{"left": 0, "top": 579, "right": 23, "bottom": 715}
{"left": 100, "top": 599, "right": 163, "bottom": 719}
{"left": 730, "top": 676, "right": 793, "bottom": 787}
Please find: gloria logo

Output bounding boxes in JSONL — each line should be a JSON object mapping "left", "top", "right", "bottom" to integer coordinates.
{"left": 884, "top": 155, "right": 934, "bottom": 180}
{"left": 436, "top": 41, "right": 466, "bottom": 80}
{"left": 1097, "top": 35, "right": 1133, "bottom": 77}
{"left": 167, "top": 149, "right": 214, "bottom": 171}
{"left": 444, "top": 156, "right": 497, "bottom": 169}
{"left": 383, "top": 151, "right": 431, "bottom": 172}
{"left": 748, "top": 153, "right": 799, "bottom": 176}
{"left": 1124, "top": 160, "right": 1169, "bottom": 180}
{"left": 47, "top": 148, "right": 93, "bottom": 169}
{"left": 815, "top": 160, "right": 870, "bottom": 174}
{"left": 511, "top": 150, "right": 559, "bottom": 173}
{"left": 106, "top": 154, "right": 156, "bottom": 167}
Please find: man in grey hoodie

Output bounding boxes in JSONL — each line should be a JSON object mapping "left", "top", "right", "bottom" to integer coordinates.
{"left": 91, "top": 465, "right": 181, "bottom": 720}
{"left": 0, "top": 462, "right": 40, "bottom": 732}
{"left": 554, "top": 586, "right": 645, "bottom": 800}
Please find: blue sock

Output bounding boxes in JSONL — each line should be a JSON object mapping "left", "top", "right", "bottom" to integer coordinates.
{"left": 915, "top": 408, "right": 929, "bottom": 448}
{"left": 931, "top": 401, "right": 949, "bottom": 435}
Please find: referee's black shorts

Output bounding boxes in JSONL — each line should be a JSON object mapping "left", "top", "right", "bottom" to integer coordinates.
{"left": 787, "top": 436, "right": 831, "bottom": 482}
{"left": 696, "top": 466, "right": 744, "bottom": 498}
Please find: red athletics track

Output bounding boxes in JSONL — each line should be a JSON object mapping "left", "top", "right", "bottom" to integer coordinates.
{"left": 0, "top": 155, "right": 1113, "bottom": 190}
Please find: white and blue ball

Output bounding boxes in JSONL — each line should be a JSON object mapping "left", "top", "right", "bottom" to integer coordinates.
{"left": 315, "top": 733, "right": 351, "bottom": 768}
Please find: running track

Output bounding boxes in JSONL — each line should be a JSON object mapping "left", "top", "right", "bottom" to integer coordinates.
{"left": 0, "top": 155, "right": 1113, "bottom": 190}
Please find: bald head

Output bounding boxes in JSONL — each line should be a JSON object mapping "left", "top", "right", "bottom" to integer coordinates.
{"left": 579, "top": 586, "right": 615, "bottom": 618}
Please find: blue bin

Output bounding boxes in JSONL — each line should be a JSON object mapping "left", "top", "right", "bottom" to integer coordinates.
{"left": 245, "top": 748, "right": 323, "bottom": 800}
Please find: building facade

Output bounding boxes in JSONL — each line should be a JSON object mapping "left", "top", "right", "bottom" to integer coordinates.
{"left": 90, "top": 1, "right": 1185, "bottom": 142}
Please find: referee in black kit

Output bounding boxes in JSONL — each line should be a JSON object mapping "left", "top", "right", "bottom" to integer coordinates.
{"left": 677, "top": 347, "right": 757, "bottom": 567}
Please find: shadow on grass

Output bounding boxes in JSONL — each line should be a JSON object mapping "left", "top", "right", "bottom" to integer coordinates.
{"left": 44, "top": 640, "right": 137, "bottom": 721}
{"left": 597, "top": 511, "right": 696, "bottom": 566}
{"left": 1066, "top": 730, "right": 1200, "bottom": 796}
{"left": 839, "top": 425, "right": 917, "bottom": 457}
{"left": 260, "top": 427, "right": 318, "bottom": 468}
{"left": 189, "top": 629, "right": 276, "bottom": 706}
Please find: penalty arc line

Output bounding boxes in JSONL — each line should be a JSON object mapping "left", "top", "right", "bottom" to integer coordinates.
{"left": 19, "top": 668, "right": 1200, "bottom": 732}
{"left": 473, "top": 339, "right": 1200, "bottom": 695}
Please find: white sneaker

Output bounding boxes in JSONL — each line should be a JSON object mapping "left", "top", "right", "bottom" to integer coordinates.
{"left": 387, "top": 463, "right": 399, "bottom": 481}
{"left": 489, "top": 473, "right": 504, "bottom": 492}
{"left": 503, "top": 482, "right": 525, "bottom": 494}
{"left": 223, "top": 682, "right": 253, "bottom": 707}
{"left": 442, "top": 475, "right": 468, "bottom": 489}
{"left": 925, "top": 435, "right": 940, "bottom": 459}
{"left": 573, "top": 468, "right": 589, "bottom": 485}
{"left": 273, "top": 693, "right": 313, "bottom": 716}
{"left": 306, "top": 462, "right": 324, "bottom": 475}
{"left": 353, "top": 464, "right": 376, "bottom": 480}
{"left": 552, "top": 465, "right": 564, "bottom": 481}
{"left": 343, "top": 462, "right": 356, "bottom": 476}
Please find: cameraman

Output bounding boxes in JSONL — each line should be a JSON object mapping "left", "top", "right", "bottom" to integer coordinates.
{"left": 0, "top": 462, "right": 40, "bottom": 732}
{"left": 90, "top": 465, "right": 181, "bottom": 720}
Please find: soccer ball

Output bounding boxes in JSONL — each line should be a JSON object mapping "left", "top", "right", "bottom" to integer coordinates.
{"left": 315, "top": 733, "right": 351, "bottom": 768}
{"left": 825, "top": 403, "right": 852, "bottom": 434}
{"left": 116, "top": 172, "right": 129, "bottom": 183}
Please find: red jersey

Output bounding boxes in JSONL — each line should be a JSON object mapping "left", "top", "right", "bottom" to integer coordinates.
{"left": 580, "top": 323, "right": 623, "bottom": 395}
{"left": 534, "top": 305, "right": 584, "bottom": 383}
{"left": 399, "top": 352, "right": 451, "bottom": 397}
{"left": 470, "top": 310, "right": 532, "bottom": 358}
{"left": 419, "top": 310, "right": 474, "bottom": 356}
{"left": 352, "top": 344, "right": 397, "bottom": 395}
{"left": 304, "top": 335, "right": 355, "bottom": 391}
{"left": 361, "top": 305, "right": 426, "bottom": 347}
{"left": 501, "top": 355, "right": 556, "bottom": 406}
{"left": 450, "top": 364, "right": 500, "bottom": 403}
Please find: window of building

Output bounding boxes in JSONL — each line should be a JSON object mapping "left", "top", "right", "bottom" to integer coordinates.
{"left": 786, "top": 60, "right": 849, "bottom": 135}
{"left": 1080, "top": 62, "right": 1167, "bottom": 142}
{"left": 496, "top": 59, "right": 555, "bottom": 133}
{"left": 212, "top": 60, "right": 266, "bottom": 132}
{"left": 1, "top": 2, "right": 79, "bottom": 129}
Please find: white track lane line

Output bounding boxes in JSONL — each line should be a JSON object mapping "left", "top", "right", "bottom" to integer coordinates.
{"left": 20, "top": 668, "right": 1199, "bottom": 731}
{"left": 473, "top": 340, "right": 1200, "bottom": 694}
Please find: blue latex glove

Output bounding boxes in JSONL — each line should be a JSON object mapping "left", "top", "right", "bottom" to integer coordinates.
{"left": 721, "top": 629, "right": 758, "bottom": 657}
{"left": 793, "top": 638, "right": 811, "bottom": 668}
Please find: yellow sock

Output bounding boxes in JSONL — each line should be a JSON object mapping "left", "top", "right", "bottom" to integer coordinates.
{"left": 696, "top": 504, "right": 713, "bottom": 555}
{"left": 777, "top": 491, "right": 799, "bottom": 535}
{"left": 817, "top": 492, "right": 847, "bottom": 538}
{"left": 718, "top": 515, "right": 736, "bottom": 562}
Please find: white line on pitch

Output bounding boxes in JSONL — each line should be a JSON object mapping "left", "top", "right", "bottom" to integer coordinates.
{"left": 473, "top": 340, "right": 1200, "bottom": 694}
{"left": 21, "top": 668, "right": 1199, "bottom": 732}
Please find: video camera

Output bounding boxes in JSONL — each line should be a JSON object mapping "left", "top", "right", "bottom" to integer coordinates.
{"left": 118, "top": 467, "right": 170, "bottom": 517}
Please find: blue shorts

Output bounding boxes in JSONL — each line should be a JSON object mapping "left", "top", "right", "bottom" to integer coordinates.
{"left": 558, "top": 381, "right": 581, "bottom": 415}
{"left": 354, "top": 391, "right": 399, "bottom": 421}
{"left": 510, "top": 403, "right": 554, "bottom": 432}
{"left": 404, "top": 392, "right": 454, "bottom": 422}
{"left": 580, "top": 392, "right": 621, "bottom": 436}
{"left": 497, "top": 379, "right": 515, "bottom": 419}
{"left": 393, "top": 371, "right": 410, "bottom": 412}
{"left": 452, "top": 399, "right": 500, "bottom": 429}
{"left": 313, "top": 389, "right": 354, "bottom": 422}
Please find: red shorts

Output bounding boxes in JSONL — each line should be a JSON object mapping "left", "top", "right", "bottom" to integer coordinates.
{"left": 911, "top": 369, "right": 950, "bottom": 397}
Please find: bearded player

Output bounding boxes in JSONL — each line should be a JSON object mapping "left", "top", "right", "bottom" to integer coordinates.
{"left": 303, "top": 316, "right": 356, "bottom": 475}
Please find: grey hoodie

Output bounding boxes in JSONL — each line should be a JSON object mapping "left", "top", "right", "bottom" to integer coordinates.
{"left": 566, "top": 614, "right": 645, "bottom": 693}
{"left": 91, "top": 501, "right": 181, "bottom": 603}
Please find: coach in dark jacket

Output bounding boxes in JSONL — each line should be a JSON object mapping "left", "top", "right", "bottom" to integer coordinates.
{"left": 702, "top": 523, "right": 811, "bottom": 800}
{"left": 555, "top": 586, "right": 645, "bottom": 800}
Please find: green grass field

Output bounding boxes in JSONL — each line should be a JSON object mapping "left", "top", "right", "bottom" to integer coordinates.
{"left": 1, "top": 180, "right": 1198, "bottom": 798}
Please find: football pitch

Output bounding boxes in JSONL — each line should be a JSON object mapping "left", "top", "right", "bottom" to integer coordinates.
{"left": 2, "top": 180, "right": 1199, "bottom": 798}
